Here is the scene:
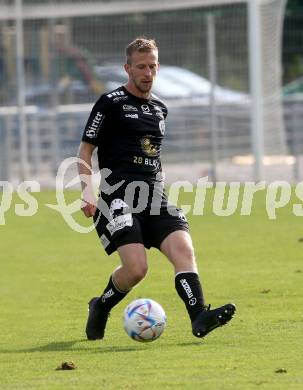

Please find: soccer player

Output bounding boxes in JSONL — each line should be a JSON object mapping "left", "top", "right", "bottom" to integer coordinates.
{"left": 78, "top": 37, "right": 236, "bottom": 340}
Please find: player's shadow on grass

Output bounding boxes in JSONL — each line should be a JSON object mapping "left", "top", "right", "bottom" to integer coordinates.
{"left": 0, "top": 339, "right": 147, "bottom": 354}
{"left": 176, "top": 341, "right": 206, "bottom": 346}
{"left": 0, "top": 340, "right": 204, "bottom": 354}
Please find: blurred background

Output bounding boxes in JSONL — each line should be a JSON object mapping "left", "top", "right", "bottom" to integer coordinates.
{"left": 0, "top": 0, "right": 302, "bottom": 185}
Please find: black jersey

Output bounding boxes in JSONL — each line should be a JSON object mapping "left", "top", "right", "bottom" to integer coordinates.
{"left": 82, "top": 86, "right": 167, "bottom": 182}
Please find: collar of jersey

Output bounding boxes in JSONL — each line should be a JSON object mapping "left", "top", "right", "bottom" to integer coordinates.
{"left": 122, "top": 85, "right": 152, "bottom": 103}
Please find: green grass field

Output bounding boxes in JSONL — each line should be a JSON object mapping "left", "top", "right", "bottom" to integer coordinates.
{"left": 0, "top": 189, "right": 302, "bottom": 389}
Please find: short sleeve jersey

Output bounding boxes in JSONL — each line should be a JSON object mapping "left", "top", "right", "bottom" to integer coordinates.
{"left": 82, "top": 86, "right": 167, "bottom": 182}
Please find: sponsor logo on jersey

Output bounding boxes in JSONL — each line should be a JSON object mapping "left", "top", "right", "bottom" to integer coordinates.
{"left": 159, "top": 119, "right": 165, "bottom": 135}
{"left": 125, "top": 113, "right": 139, "bottom": 119}
{"left": 133, "top": 155, "right": 160, "bottom": 169}
{"left": 141, "top": 136, "right": 158, "bottom": 157}
{"left": 113, "top": 96, "right": 128, "bottom": 102}
{"left": 145, "top": 158, "right": 160, "bottom": 168}
{"left": 85, "top": 111, "right": 103, "bottom": 138}
{"left": 123, "top": 104, "right": 138, "bottom": 111}
{"left": 107, "top": 90, "right": 125, "bottom": 98}
{"left": 141, "top": 104, "right": 152, "bottom": 115}
{"left": 154, "top": 105, "right": 165, "bottom": 119}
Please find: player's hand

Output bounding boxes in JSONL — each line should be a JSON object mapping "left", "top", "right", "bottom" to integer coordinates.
{"left": 81, "top": 198, "right": 97, "bottom": 218}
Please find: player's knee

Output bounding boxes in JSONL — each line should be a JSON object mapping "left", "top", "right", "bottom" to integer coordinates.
{"left": 133, "top": 263, "right": 148, "bottom": 283}
{"left": 174, "top": 241, "right": 195, "bottom": 262}
{"left": 128, "top": 262, "right": 148, "bottom": 285}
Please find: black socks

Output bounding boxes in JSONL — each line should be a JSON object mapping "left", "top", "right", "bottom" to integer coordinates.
{"left": 175, "top": 272, "right": 205, "bottom": 322}
{"left": 98, "top": 272, "right": 204, "bottom": 320}
{"left": 98, "top": 275, "right": 129, "bottom": 312}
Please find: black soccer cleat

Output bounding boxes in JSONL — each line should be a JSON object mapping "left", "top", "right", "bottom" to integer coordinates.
{"left": 192, "top": 303, "right": 236, "bottom": 338}
{"left": 85, "top": 297, "right": 110, "bottom": 340}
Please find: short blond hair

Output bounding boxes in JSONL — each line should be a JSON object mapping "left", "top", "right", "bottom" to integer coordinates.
{"left": 125, "top": 37, "right": 158, "bottom": 64}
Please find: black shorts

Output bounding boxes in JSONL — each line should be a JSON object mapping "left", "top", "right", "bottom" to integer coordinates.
{"left": 93, "top": 179, "right": 189, "bottom": 255}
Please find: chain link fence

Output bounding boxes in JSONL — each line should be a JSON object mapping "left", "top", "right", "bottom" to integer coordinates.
{"left": 1, "top": 0, "right": 301, "bottom": 184}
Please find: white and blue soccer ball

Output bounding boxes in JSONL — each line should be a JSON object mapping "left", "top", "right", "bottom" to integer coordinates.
{"left": 123, "top": 298, "right": 166, "bottom": 342}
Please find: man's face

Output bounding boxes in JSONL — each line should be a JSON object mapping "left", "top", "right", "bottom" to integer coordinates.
{"left": 124, "top": 50, "right": 159, "bottom": 95}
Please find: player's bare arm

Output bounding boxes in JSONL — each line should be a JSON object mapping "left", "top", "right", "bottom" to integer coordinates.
{"left": 77, "top": 141, "right": 97, "bottom": 217}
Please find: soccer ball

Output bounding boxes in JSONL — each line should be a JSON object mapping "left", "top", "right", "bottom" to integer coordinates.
{"left": 123, "top": 298, "right": 166, "bottom": 342}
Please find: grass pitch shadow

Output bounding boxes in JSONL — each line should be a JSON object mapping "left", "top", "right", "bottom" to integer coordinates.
{"left": 0, "top": 339, "right": 203, "bottom": 354}
{"left": 0, "top": 339, "right": 148, "bottom": 354}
